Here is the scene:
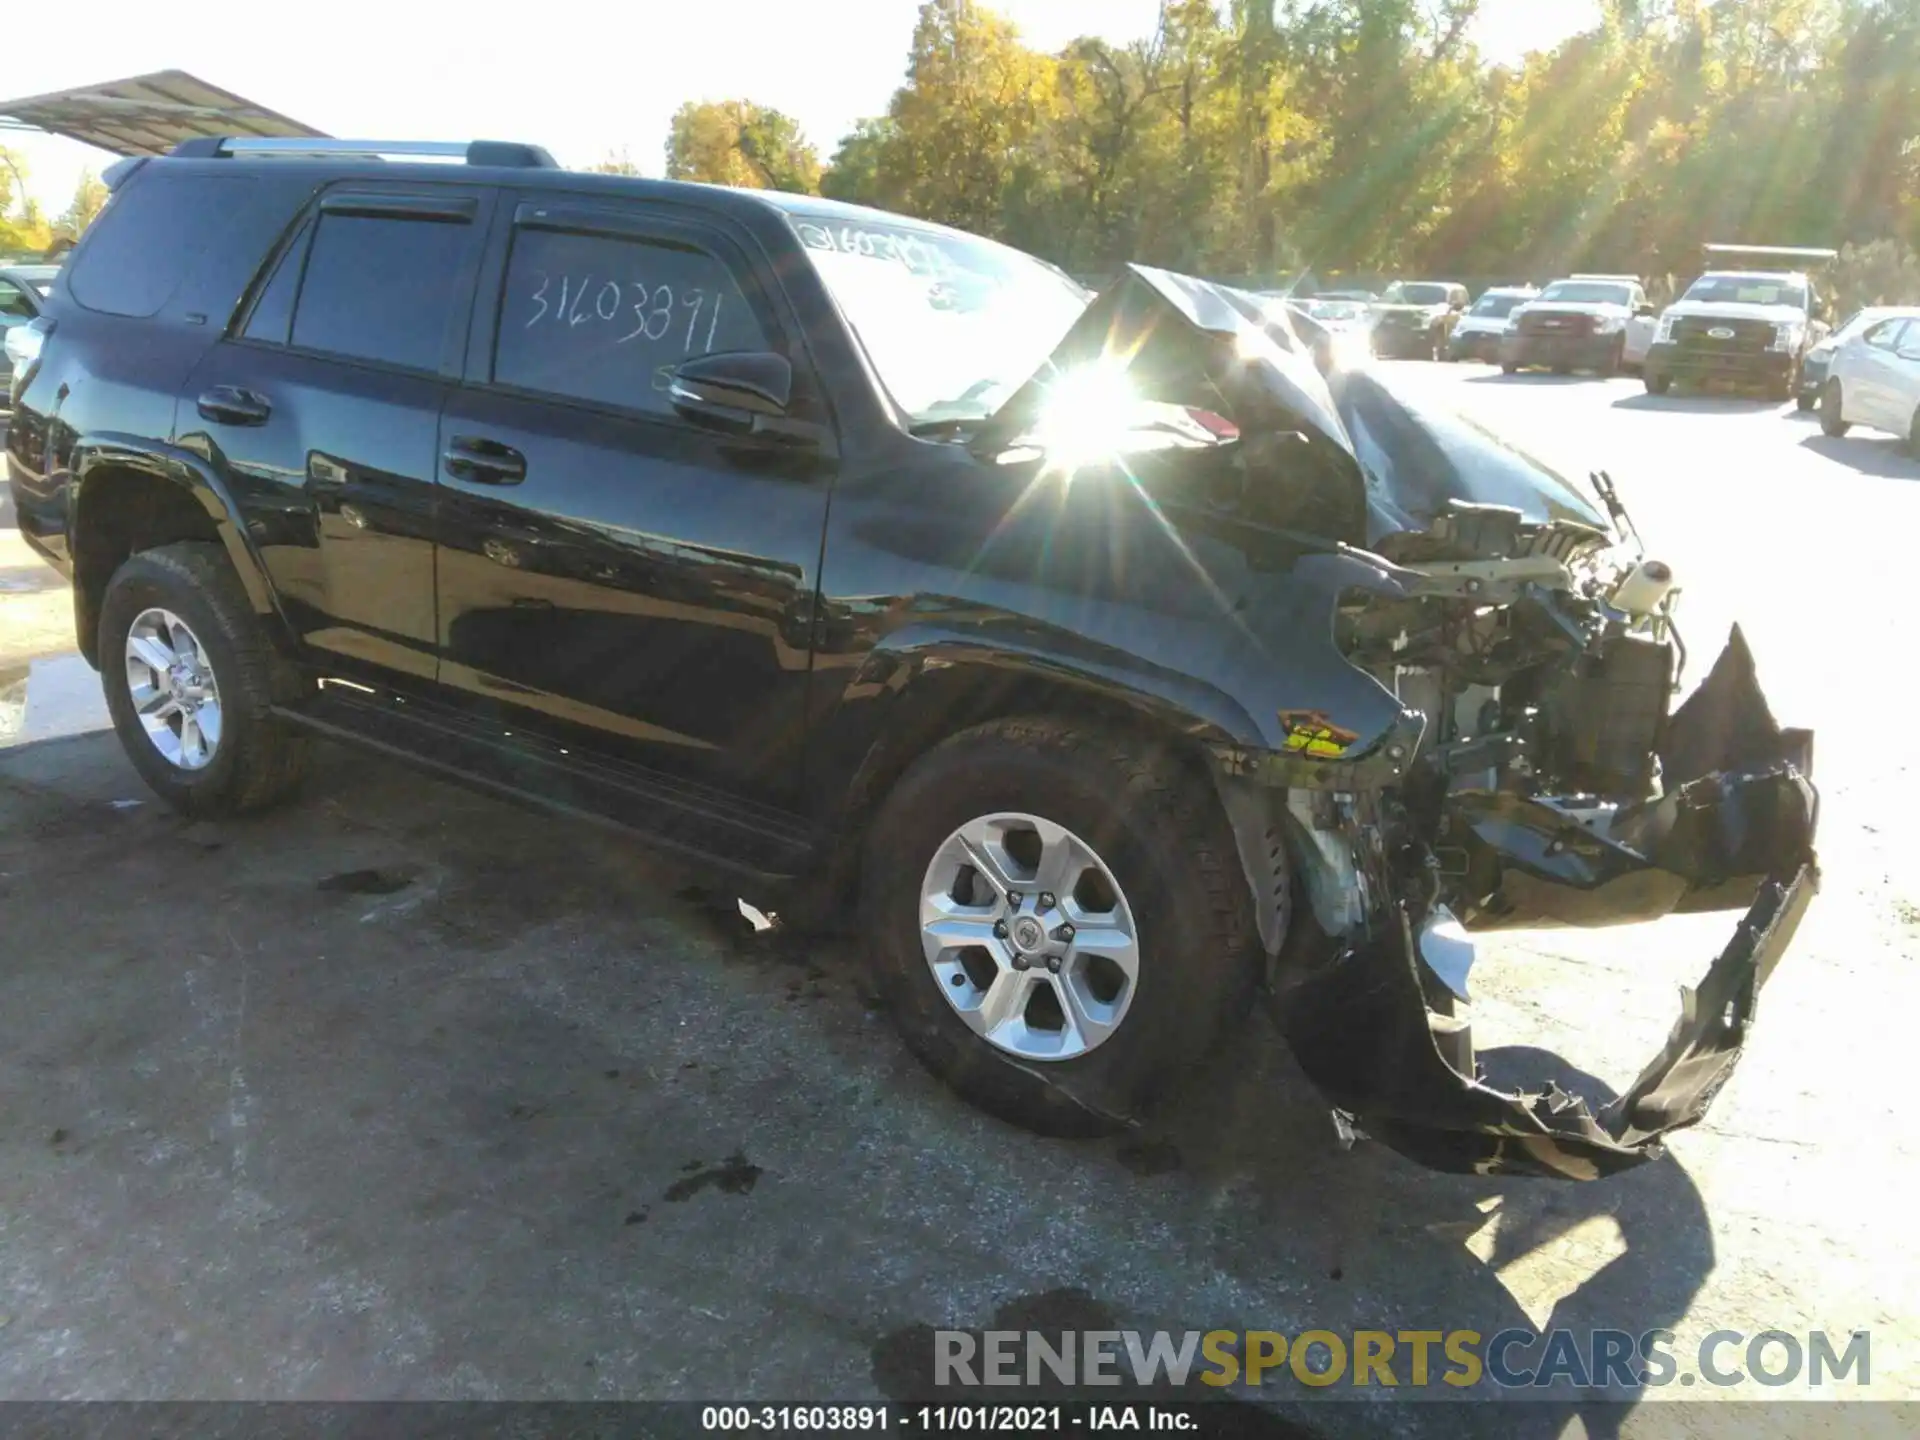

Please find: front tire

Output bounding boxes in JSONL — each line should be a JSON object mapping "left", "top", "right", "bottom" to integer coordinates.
{"left": 860, "top": 718, "right": 1261, "bottom": 1136}
{"left": 1819, "top": 379, "right": 1850, "bottom": 437}
{"left": 1796, "top": 392, "right": 1816, "bottom": 413}
{"left": 1645, "top": 371, "right": 1673, "bottom": 395}
{"left": 100, "top": 541, "right": 310, "bottom": 818}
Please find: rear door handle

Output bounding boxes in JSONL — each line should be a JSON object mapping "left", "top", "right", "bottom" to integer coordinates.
{"left": 442, "top": 434, "right": 527, "bottom": 485}
{"left": 197, "top": 386, "right": 272, "bottom": 426}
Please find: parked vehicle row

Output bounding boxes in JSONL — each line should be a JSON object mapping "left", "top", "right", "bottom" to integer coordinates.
{"left": 1278, "top": 245, "right": 1917, "bottom": 453}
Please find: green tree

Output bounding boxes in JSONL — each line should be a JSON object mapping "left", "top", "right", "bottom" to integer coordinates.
{"left": 58, "top": 170, "right": 109, "bottom": 235}
{"left": 665, "top": 101, "right": 822, "bottom": 193}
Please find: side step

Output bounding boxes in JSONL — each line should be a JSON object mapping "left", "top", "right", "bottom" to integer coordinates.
{"left": 274, "top": 685, "right": 819, "bottom": 883}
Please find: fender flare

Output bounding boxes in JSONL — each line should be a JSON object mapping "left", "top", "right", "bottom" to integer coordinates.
{"left": 70, "top": 433, "right": 288, "bottom": 630}
{"left": 820, "top": 617, "right": 1268, "bottom": 823}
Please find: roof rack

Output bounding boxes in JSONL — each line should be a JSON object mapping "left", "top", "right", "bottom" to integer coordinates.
{"left": 1572, "top": 273, "right": 1639, "bottom": 282}
{"left": 168, "top": 136, "right": 558, "bottom": 168}
{"left": 1701, "top": 243, "right": 1837, "bottom": 267}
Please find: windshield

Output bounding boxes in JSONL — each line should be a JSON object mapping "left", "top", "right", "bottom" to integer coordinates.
{"left": 1538, "top": 282, "right": 1634, "bottom": 306}
{"left": 1468, "top": 292, "right": 1528, "bottom": 318}
{"left": 1383, "top": 282, "right": 1451, "bottom": 306}
{"left": 788, "top": 214, "right": 1089, "bottom": 425}
{"left": 1681, "top": 275, "right": 1808, "bottom": 308}
{"left": 1308, "top": 300, "right": 1366, "bottom": 321}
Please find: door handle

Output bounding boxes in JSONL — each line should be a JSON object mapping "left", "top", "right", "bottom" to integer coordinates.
{"left": 197, "top": 386, "right": 272, "bottom": 426}
{"left": 442, "top": 434, "right": 527, "bottom": 485}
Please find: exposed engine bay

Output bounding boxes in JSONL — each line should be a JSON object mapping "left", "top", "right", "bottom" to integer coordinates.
{"left": 983, "top": 264, "right": 1821, "bottom": 1179}
{"left": 1266, "top": 480, "right": 1818, "bottom": 1179}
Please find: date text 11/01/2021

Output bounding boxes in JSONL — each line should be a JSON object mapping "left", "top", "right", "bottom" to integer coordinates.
{"left": 700, "top": 1407, "right": 1196, "bottom": 1432}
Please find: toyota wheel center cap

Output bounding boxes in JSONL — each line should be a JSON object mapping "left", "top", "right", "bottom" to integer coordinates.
{"left": 1011, "top": 916, "right": 1047, "bottom": 954}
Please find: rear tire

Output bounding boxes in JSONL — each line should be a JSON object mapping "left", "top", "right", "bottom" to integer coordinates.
{"left": 1500, "top": 362, "right": 1519, "bottom": 375}
{"left": 1795, "top": 393, "right": 1816, "bottom": 413}
{"left": 1819, "top": 379, "right": 1850, "bottom": 438}
{"left": 99, "top": 541, "right": 310, "bottom": 818}
{"left": 860, "top": 717, "right": 1262, "bottom": 1137}
{"left": 1645, "top": 371, "right": 1673, "bottom": 395}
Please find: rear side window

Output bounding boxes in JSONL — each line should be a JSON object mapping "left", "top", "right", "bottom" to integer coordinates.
{"left": 67, "top": 173, "right": 258, "bottom": 318}
{"left": 492, "top": 225, "right": 768, "bottom": 416}
{"left": 289, "top": 213, "right": 473, "bottom": 372}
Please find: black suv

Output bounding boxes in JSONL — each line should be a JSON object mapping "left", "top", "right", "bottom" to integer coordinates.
{"left": 7, "top": 139, "right": 1821, "bottom": 1179}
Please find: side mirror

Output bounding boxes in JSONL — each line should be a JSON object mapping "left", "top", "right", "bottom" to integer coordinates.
{"left": 670, "top": 350, "right": 792, "bottom": 417}
{"left": 667, "top": 351, "right": 832, "bottom": 451}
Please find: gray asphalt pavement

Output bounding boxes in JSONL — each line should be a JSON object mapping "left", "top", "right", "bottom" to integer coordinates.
{"left": 1, "top": 366, "right": 1915, "bottom": 1434}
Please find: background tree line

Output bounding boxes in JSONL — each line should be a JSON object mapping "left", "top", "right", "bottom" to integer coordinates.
{"left": 658, "top": 0, "right": 1920, "bottom": 301}
{"left": 0, "top": 159, "right": 106, "bottom": 258}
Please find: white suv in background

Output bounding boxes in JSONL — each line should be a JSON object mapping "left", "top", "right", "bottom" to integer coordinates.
{"left": 1445, "top": 285, "right": 1538, "bottom": 362}
{"left": 1819, "top": 308, "right": 1920, "bottom": 454}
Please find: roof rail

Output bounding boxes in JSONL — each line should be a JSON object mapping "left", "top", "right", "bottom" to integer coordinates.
{"left": 1572, "top": 273, "right": 1640, "bottom": 282}
{"left": 1701, "top": 243, "right": 1838, "bottom": 266}
{"left": 168, "top": 137, "right": 558, "bottom": 168}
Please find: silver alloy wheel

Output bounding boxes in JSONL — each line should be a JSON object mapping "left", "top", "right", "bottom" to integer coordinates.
{"left": 919, "top": 812, "right": 1140, "bottom": 1062}
{"left": 124, "top": 607, "right": 223, "bottom": 771}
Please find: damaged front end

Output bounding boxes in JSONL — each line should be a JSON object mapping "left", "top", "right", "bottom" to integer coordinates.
{"left": 984, "top": 265, "right": 1820, "bottom": 1178}
{"left": 1275, "top": 613, "right": 1818, "bottom": 1179}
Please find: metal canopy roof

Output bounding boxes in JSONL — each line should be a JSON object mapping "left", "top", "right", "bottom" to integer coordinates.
{"left": 0, "top": 70, "right": 325, "bottom": 156}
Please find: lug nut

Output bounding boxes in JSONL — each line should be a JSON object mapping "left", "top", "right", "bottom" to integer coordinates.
{"left": 993, "top": 920, "right": 1008, "bottom": 938}
{"left": 1037, "top": 892, "right": 1056, "bottom": 910}
{"left": 1045, "top": 956, "right": 1062, "bottom": 973}
{"left": 1007, "top": 891, "right": 1023, "bottom": 909}
{"left": 1012, "top": 955, "right": 1030, "bottom": 971}
{"left": 1057, "top": 923, "right": 1075, "bottom": 942}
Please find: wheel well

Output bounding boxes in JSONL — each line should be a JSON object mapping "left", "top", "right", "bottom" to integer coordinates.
{"left": 799, "top": 667, "right": 1226, "bottom": 930}
{"left": 72, "top": 467, "right": 223, "bottom": 664}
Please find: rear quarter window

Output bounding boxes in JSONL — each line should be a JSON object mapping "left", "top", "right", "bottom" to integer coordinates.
{"left": 66, "top": 172, "right": 260, "bottom": 318}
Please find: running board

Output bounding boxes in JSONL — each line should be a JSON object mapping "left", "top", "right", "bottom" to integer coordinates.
{"left": 273, "top": 686, "right": 819, "bottom": 883}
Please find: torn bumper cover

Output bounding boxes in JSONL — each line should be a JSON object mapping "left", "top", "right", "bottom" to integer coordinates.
{"left": 1275, "top": 629, "right": 1821, "bottom": 1180}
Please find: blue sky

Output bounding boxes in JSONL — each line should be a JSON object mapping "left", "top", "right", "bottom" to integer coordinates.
{"left": 2, "top": 0, "right": 1597, "bottom": 215}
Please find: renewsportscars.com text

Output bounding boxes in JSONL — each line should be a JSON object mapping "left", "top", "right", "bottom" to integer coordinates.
{"left": 934, "top": 1328, "right": 1872, "bottom": 1392}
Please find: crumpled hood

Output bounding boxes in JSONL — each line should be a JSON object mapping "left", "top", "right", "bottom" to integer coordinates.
{"left": 1661, "top": 300, "right": 1805, "bottom": 326}
{"left": 983, "top": 264, "right": 1612, "bottom": 550}
{"left": 1330, "top": 364, "right": 1613, "bottom": 544}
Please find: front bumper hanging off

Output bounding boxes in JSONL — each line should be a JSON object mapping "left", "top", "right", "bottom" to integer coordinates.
{"left": 1272, "top": 627, "right": 1821, "bottom": 1180}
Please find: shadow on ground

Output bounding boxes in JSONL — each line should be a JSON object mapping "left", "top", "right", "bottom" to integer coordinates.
{"left": 0, "top": 736, "right": 1716, "bottom": 1436}
{"left": 1797, "top": 432, "right": 1920, "bottom": 478}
